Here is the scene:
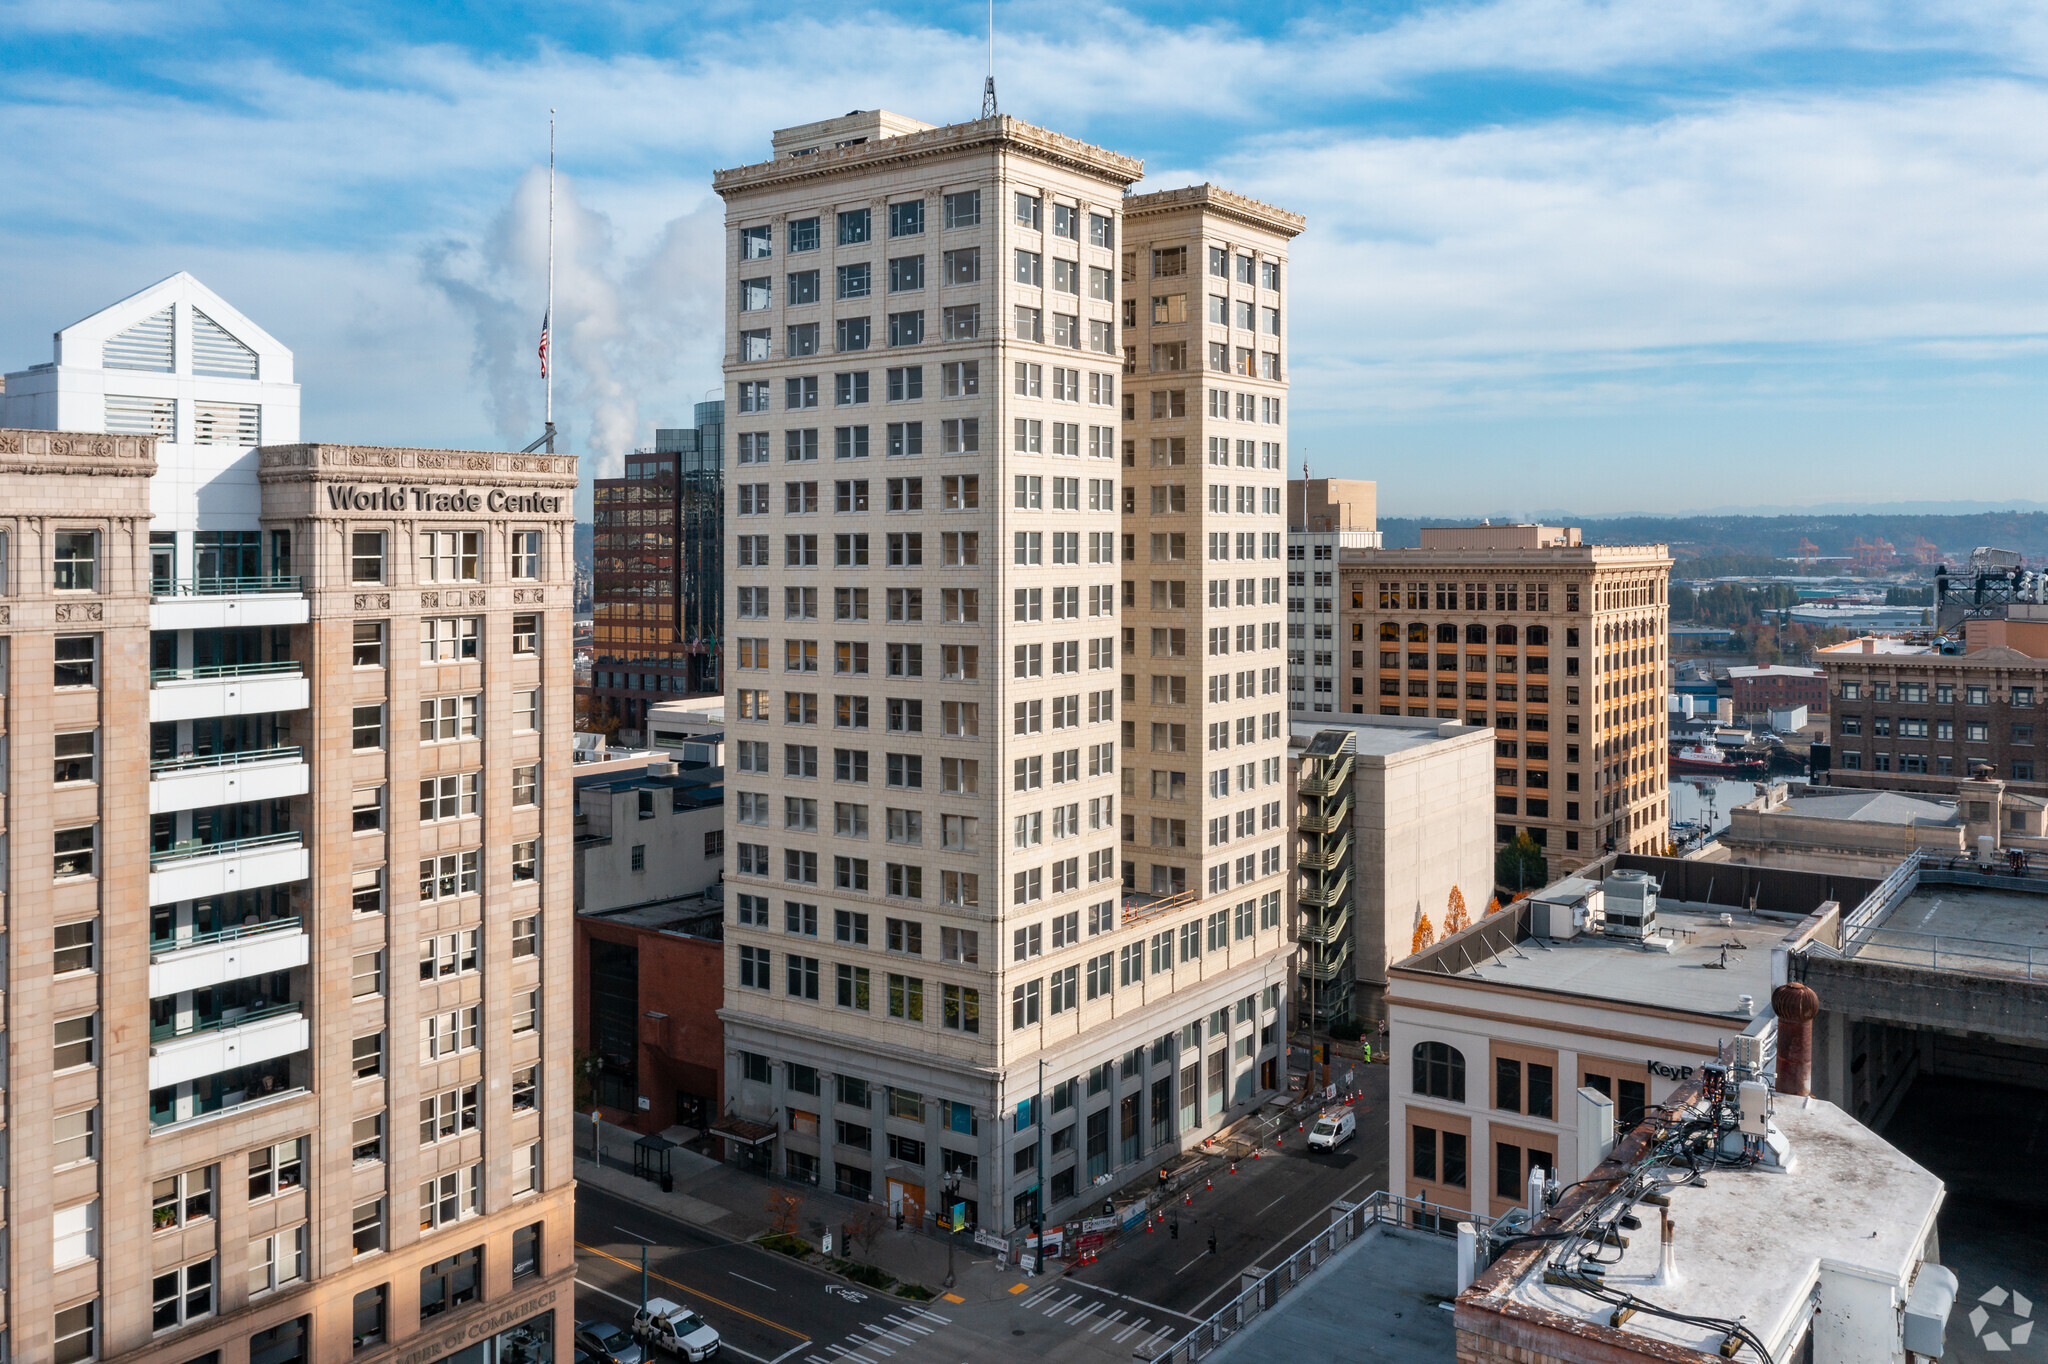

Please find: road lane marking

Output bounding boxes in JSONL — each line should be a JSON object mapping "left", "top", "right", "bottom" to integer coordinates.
{"left": 1174, "top": 1252, "right": 1211, "bottom": 1275}
{"left": 614, "top": 1225, "right": 656, "bottom": 1243}
{"left": 865, "top": 1323, "right": 918, "bottom": 1346}
{"left": 1091, "top": 1309, "right": 1128, "bottom": 1335}
{"left": 575, "top": 1279, "right": 774, "bottom": 1364}
{"left": 824, "top": 1345, "right": 882, "bottom": 1364}
{"left": 765, "top": 1347, "right": 811, "bottom": 1364}
{"left": 1113, "top": 1317, "right": 1149, "bottom": 1342}
{"left": 1256, "top": 1194, "right": 1288, "bottom": 1214}
{"left": 901, "top": 1306, "right": 952, "bottom": 1325}
{"left": 575, "top": 1241, "right": 809, "bottom": 1339}
{"left": 731, "top": 1272, "right": 777, "bottom": 1291}
{"left": 1069, "top": 1301, "right": 1102, "bottom": 1324}
{"left": 1023, "top": 1286, "right": 1059, "bottom": 1308}
{"left": 882, "top": 1314, "right": 933, "bottom": 1335}
{"left": 1043, "top": 1292, "right": 1081, "bottom": 1316}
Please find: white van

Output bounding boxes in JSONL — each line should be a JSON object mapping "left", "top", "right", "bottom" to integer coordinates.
{"left": 1307, "top": 1109, "right": 1355, "bottom": 1151}
{"left": 632, "top": 1298, "right": 722, "bottom": 1360}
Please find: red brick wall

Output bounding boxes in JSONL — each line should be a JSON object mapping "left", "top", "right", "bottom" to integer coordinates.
{"left": 1732, "top": 672, "right": 1828, "bottom": 715}
{"left": 573, "top": 918, "right": 726, "bottom": 1135}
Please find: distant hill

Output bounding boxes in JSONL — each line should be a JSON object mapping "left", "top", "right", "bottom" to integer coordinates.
{"left": 1375, "top": 511, "right": 2048, "bottom": 569}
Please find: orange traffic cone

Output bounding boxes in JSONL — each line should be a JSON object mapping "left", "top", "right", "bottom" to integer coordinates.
{"left": 1229, "top": 1162, "right": 1237, "bottom": 1175}
{"left": 1298, "top": 1121, "right": 1304, "bottom": 1132}
{"left": 1276, "top": 1135, "right": 1284, "bottom": 1147}
{"left": 1184, "top": 1191, "right": 1191, "bottom": 1206}
{"left": 1145, "top": 1219, "right": 1153, "bottom": 1234}
{"left": 1206, "top": 1177, "right": 1213, "bottom": 1191}
{"left": 1253, "top": 1147, "right": 1261, "bottom": 1159}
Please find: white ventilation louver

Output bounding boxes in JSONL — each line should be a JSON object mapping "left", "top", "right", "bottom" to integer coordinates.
{"left": 192, "top": 401, "right": 261, "bottom": 447}
{"left": 103, "top": 306, "right": 175, "bottom": 372}
{"left": 191, "top": 308, "right": 259, "bottom": 380}
{"left": 105, "top": 395, "right": 177, "bottom": 439}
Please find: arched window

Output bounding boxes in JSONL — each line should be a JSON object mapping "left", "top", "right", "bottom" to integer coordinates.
{"left": 1408, "top": 622, "right": 1429, "bottom": 644}
{"left": 1526, "top": 624, "right": 1548, "bottom": 646}
{"left": 1495, "top": 623, "right": 1518, "bottom": 647}
{"left": 1465, "top": 624, "right": 1486, "bottom": 645}
{"left": 1412, "top": 1041, "right": 1466, "bottom": 1101}
{"left": 1436, "top": 624, "right": 1458, "bottom": 644}
{"left": 1380, "top": 622, "right": 1398, "bottom": 642}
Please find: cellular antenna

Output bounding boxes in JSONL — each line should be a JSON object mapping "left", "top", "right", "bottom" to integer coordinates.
{"left": 981, "top": 0, "right": 998, "bottom": 118}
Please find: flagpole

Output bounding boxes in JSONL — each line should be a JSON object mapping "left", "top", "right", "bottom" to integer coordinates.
{"left": 546, "top": 109, "right": 556, "bottom": 453}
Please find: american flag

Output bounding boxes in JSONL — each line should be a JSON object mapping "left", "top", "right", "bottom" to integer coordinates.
{"left": 538, "top": 310, "right": 550, "bottom": 378}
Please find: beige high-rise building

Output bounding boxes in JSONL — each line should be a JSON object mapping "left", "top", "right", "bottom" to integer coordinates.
{"left": 1, "top": 274, "right": 576, "bottom": 1364}
{"left": 714, "top": 114, "right": 1297, "bottom": 1236}
{"left": 1327, "top": 521, "right": 1673, "bottom": 882}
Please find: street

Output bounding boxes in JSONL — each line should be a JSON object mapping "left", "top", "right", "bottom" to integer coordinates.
{"left": 573, "top": 1064, "right": 1391, "bottom": 1363}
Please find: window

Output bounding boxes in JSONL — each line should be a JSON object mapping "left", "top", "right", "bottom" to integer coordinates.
{"left": 353, "top": 1033, "right": 384, "bottom": 1079}
{"left": 55, "top": 1013, "right": 96, "bottom": 1069}
{"left": 513, "top": 612, "right": 540, "bottom": 654}
{"left": 418, "top": 1166, "right": 483, "bottom": 1233}
{"left": 353, "top": 1113, "right": 385, "bottom": 1164}
{"left": 421, "top": 615, "right": 480, "bottom": 662}
{"left": 248, "top": 1226, "right": 306, "bottom": 1298}
{"left": 511, "top": 529, "right": 542, "bottom": 579}
{"left": 513, "top": 915, "right": 540, "bottom": 958}
{"left": 153, "top": 1166, "right": 216, "bottom": 1229}
{"left": 418, "top": 530, "right": 481, "bottom": 583}
{"left": 419, "top": 1245, "right": 482, "bottom": 1316}
{"left": 53, "top": 728, "right": 98, "bottom": 783}
{"left": 55, "top": 1106, "right": 97, "bottom": 1166}
{"left": 352, "top": 951, "right": 384, "bottom": 998}
{"left": 513, "top": 764, "right": 539, "bottom": 806}
{"left": 353, "top": 620, "right": 386, "bottom": 666}
{"left": 53, "top": 917, "right": 96, "bottom": 974}
{"left": 419, "top": 694, "right": 481, "bottom": 741}
{"left": 55, "top": 634, "right": 99, "bottom": 687}
{"left": 1412, "top": 1041, "right": 1466, "bottom": 1101}
{"left": 418, "top": 773, "right": 477, "bottom": 821}
{"left": 350, "top": 531, "right": 388, "bottom": 583}
{"left": 152, "top": 1258, "right": 216, "bottom": 1330}
{"left": 419, "top": 851, "right": 480, "bottom": 902}
{"left": 248, "top": 1138, "right": 306, "bottom": 1200}
{"left": 352, "top": 1201, "right": 385, "bottom": 1257}
{"left": 54, "top": 529, "right": 98, "bottom": 590}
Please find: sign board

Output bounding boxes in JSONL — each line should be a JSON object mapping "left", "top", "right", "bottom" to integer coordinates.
{"left": 1120, "top": 1202, "right": 1150, "bottom": 1230}
{"left": 1077, "top": 1233, "right": 1105, "bottom": 1251}
{"left": 821, "top": 1231, "right": 833, "bottom": 1256}
{"left": 1022, "top": 1229, "right": 1064, "bottom": 1257}
{"left": 974, "top": 1227, "right": 1008, "bottom": 1254}
{"left": 1081, "top": 1216, "right": 1121, "bottom": 1235}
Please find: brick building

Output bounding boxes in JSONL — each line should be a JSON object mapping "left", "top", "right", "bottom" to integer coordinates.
{"left": 1726, "top": 662, "right": 1827, "bottom": 717}
{"left": 1819, "top": 634, "right": 2047, "bottom": 796}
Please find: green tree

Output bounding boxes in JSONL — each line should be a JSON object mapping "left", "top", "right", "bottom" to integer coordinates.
{"left": 1496, "top": 833, "right": 1547, "bottom": 895}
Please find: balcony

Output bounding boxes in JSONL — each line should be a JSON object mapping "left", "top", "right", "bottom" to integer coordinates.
{"left": 149, "top": 1003, "right": 309, "bottom": 1089}
{"left": 150, "top": 916, "right": 310, "bottom": 997}
{"left": 1298, "top": 866, "right": 1353, "bottom": 909}
{"left": 149, "top": 661, "right": 308, "bottom": 724}
{"left": 149, "top": 831, "right": 308, "bottom": 905}
{"left": 1298, "top": 754, "right": 1352, "bottom": 797}
{"left": 1298, "top": 904, "right": 1352, "bottom": 947}
{"left": 1302, "top": 937, "right": 1354, "bottom": 982}
{"left": 1299, "top": 792, "right": 1352, "bottom": 835}
{"left": 149, "top": 746, "right": 307, "bottom": 815}
{"left": 149, "top": 575, "right": 309, "bottom": 631}
{"left": 1296, "top": 830, "right": 1352, "bottom": 873}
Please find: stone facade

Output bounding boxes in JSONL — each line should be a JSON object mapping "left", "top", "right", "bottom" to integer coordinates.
{"left": 1332, "top": 529, "right": 1674, "bottom": 881}
{"left": 715, "top": 113, "right": 1294, "bottom": 1235}
{"left": 0, "top": 428, "right": 578, "bottom": 1364}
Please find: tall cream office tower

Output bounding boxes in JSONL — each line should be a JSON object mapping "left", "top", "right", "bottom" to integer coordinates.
{"left": 715, "top": 112, "right": 1299, "bottom": 1235}
{"left": 0, "top": 274, "right": 576, "bottom": 1364}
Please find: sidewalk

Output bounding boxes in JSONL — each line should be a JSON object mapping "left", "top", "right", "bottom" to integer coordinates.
{"left": 577, "top": 1123, "right": 1015, "bottom": 1299}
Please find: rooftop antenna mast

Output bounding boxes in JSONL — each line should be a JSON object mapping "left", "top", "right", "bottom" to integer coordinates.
{"left": 981, "top": 0, "right": 998, "bottom": 118}
{"left": 523, "top": 109, "right": 558, "bottom": 455}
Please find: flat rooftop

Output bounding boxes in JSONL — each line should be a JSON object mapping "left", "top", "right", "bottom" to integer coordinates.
{"left": 579, "top": 893, "right": 724, "bottom": 939}
{"left": 1853, "top": 879, "right": 2048, "bottom": 978}
{"left": 1205, "top": 1223, "right": 1455, "bottom": 1364}
{"left": 1774, "top": 787, "right": 1960, "bottom": 828}
{"left": 1466, "top": 904, "right": 1780, "bottom": 1020}
{"left": 1289, "top": 715, "right": 1488, "bottom": 760}
{"left": 1497, "top": 1097, "right": 1941, "bottom": 1359}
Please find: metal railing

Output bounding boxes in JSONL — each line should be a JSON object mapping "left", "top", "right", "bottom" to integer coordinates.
{"left": 150, "top": 744, "right": 303, "bottom": 774}
{"left": 1146, "top": 1191, "right": 1478, "bottom": 1364}
{"left": 150, "top": 915, "right": 303, "bottom": 960}
{"left": 150, "top": 660, "right": 303, "bottom": 684}
{"left": 151, "top": 574, "right": 304, "bottom": 597}
{"left": 150, "top": 999, "right": 302, "bottom": 1044}
{"left": 1841, "top": 849, "right": 1922, "bottom": 935}
{"left": 1122, "top": 886, "right": 1200, "bottom": 928}
{"left": 149, "top": 830, "right": 303, "bottom": 866}
{"left": 1845, "top": 924, "right": 2044, "bottom": 979}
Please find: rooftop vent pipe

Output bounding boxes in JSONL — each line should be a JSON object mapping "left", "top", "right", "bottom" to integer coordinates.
{"left": 1771, "top": 981, "right": 1820, "bottom": 1097}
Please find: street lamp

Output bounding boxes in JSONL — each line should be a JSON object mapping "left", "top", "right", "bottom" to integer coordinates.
{"left": 941, "top": 1170, "right": 962, "bottom": 1289}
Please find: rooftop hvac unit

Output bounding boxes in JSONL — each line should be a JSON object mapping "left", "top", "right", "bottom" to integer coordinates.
{"left": 1600, "top": 870, "right": 1659, "bottom": 940}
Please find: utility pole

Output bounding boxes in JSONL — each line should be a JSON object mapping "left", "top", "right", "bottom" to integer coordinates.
{"left": 1034, "top": 1056, "right": 1047, "bottom": 1274}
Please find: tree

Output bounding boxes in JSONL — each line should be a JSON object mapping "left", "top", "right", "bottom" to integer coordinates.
{"left": 1496, "top": 833, "right": 1547, "bottom": 895}
{"left": 767, "top": 1191, "right": 805, "bottom": 1237}
{"left": 1485, "top": 895, "right": 1504, "bottom": 916}
{"left": 847, "top": 1208, "right": 886, "bottom": 1259}
{"left": 1410, "top": 915, "right": 1435, "bottom": 956}
{"left": 1444, "top": 886, "right": 1469, "bottom": 935}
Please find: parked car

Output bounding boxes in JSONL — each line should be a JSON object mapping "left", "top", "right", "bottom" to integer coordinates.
{"left": 575, "top": 1320, "right": 645, "bottom": 1364}
{"left": 1307, "top": 1109, "right": 1355, "bottom": 1151}
{"left": 633, "top": 1298, "right": 722, "bottom": 1360}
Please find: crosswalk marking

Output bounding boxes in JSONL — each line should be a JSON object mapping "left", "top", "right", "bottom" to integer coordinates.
{"left": 900, "top": 1306, "right": 951, "bottom": 1326}
{"left": 1091, "top": 1309, "right": 1128, "bottom": 1335}
{"left": 863, "top": 1324, "right": 918, "bottom": 1347}
{"left": 1113, "top": 1315, "right": 1151, "bottom": 1343}
{"left": 1069, "top": 1301, "right": 1102, "bottom": 1324}
{"left": 883, "top": 1314, "right": 933, "bottom": 1336}
{"left": 1042, "top": 1292, "right": 1082, "bottom": 1317}
{"left": 1023, "top": 1286, "right": 1061, "bottom": 1309}
{"left": 825, "top": 1344, "right": 884, "bottom": 1364}
{"left": 1139, "top": 1328, "right": 1177, "bottom": 1354}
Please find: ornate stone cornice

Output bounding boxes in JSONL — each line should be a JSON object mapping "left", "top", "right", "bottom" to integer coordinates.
{"left": 715, "top": 115, "right": 1143, "bottom": 199}
{"left": 257, "top": 443, "right": 577, "bottom": 487}
{"left": 0, "top": 428, "right": 157, "bottom": 476}
{"left": 1123, "top": 183, "right": 1306, "bottom": 238}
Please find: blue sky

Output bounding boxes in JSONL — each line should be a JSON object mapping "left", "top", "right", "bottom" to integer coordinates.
{"left": 3, "top": 0, "right": 2046, "bottom": 516}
